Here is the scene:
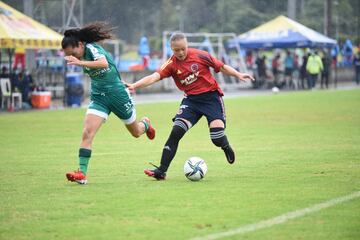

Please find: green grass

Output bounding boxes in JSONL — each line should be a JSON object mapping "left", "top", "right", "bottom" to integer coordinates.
{"left": 1, "top": 89, "right": 360, "bottom": 240}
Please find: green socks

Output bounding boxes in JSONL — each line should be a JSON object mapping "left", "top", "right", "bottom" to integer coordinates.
{"left": 79, "top": 148, "right": 92, "bottom": 175}
{"left": 141, "top": 119, "right": 149, "bottom": 132}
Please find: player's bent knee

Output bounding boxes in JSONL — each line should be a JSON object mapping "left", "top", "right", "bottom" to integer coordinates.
{"left": 209, "top": 119, "right": 225, "bottom": 128}
{"left": 170, "top": 119, "right": 190, "bottom": 141}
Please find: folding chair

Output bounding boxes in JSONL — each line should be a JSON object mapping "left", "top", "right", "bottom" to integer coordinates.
{"left": 0, "top": 78, "right": 22, "bottom": 110}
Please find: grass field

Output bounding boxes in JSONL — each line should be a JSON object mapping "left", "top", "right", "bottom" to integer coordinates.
{"left": 1, "top": 89, "right": 360, "bottom": 240}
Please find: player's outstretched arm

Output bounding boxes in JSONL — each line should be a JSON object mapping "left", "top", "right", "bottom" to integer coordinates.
{"left": 220, "top": 64, "right": 254, "bottom": 82}
{"left": 64, "top": 56, "right": 109, "bottom": 69}
{"left": 126, "top": 72, "right": 161, "bottom": 92}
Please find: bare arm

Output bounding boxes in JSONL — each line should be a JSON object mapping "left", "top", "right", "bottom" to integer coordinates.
{"left": 126, "top": 72, "right": 162, "bottom": 91}
{"left": 64, "top": 55, "right": 109, "bottom": 69}
{"left": 220, "top": 64, "right": 254, "bottom": 81}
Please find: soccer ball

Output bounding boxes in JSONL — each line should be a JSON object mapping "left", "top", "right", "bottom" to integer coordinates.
{"left": 184, "top": 157, "right": 207, "bottom": 181}
{"left": 272, "top": 86, "right": 280, "bottom": 94}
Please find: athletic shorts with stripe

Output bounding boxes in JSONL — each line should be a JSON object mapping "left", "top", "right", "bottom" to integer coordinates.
{"left": 87, "top": 87, "right": 136, "bottom": 124}
{"left": 173, "top": 90, "right": 226, "bottom": 127}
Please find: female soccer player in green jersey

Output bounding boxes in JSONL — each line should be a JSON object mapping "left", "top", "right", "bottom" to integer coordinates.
{"left": 62, "top": 22, "right": 155, "bottom": 184}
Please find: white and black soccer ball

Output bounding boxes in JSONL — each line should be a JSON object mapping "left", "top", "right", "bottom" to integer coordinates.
{"left": 184, "top": 157, "right": 207, "bottom": 181}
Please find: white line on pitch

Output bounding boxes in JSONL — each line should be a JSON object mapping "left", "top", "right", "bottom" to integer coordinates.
{"left": 191, "top": 190, "right": 360, "bottom": 240}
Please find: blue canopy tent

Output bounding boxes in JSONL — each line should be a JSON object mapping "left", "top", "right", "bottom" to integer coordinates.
{"left": 228, "top": 15, "right": 337, "bottom": 49}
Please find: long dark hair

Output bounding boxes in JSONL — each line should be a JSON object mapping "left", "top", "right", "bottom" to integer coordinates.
{"left": 61, "top": 22, "right": 115, "bottom": 49}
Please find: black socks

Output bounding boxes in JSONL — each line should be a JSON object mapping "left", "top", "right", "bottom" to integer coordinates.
{"left": 159, "top": 119, "right": 188, "bottom": 172}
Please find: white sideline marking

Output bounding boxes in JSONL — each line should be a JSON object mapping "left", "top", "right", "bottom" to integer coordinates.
{"left": 191, "top": 191, "right": 360, "bottom": 240}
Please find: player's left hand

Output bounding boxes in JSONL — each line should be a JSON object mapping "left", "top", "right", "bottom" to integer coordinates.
{"left": 238, "top": 73, "right": 255, "bottom": 82}
{"left": 64, "top": 55, "right": 82, "bottom": 66}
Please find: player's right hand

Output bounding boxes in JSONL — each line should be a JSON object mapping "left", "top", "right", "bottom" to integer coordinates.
{"left": 64, "top": 55, "right": 82, "bottom": 66}
{"left": 123, "top": 81, "right": 135, "bottom": 93}
{"left": 238, "top": 73, "right": 255, "bottom": 82}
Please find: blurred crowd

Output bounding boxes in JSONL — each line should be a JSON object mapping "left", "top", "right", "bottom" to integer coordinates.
{"left": 246, "top": 42, "right": 360, "bottom": 90}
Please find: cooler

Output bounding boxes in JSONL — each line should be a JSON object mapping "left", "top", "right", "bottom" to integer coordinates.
{"left": 31, "top": 91, "right": 51, "bottom": 109}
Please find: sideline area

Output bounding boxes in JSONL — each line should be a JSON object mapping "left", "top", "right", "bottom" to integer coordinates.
{"left": 97, "top": 82, "right": 360, "bottom": 106}
{"left": 0, "top": 82, "right": 359, "bottom": 113}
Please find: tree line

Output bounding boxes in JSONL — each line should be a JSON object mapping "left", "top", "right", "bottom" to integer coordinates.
{"left": 4, "top": 0, "right": 360, "bottom": 50}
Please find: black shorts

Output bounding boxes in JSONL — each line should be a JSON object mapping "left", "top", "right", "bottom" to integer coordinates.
{"left": 173, "top": 90, "right": 226, "bottom": 127}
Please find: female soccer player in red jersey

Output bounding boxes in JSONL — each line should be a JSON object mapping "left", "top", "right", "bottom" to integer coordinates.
{"left": 127, "top": 32, "right": 254, "bottom": 180}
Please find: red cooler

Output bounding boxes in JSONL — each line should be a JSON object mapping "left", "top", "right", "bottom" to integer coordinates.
{"left": 31, "top": 91, "right": 51, "bottom": 109}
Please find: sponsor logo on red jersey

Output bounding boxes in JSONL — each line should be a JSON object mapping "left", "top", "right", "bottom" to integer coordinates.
{"left": 180, "top": 71, "right": 199, "bottom": 85}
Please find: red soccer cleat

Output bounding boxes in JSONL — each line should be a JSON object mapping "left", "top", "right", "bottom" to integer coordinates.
{"left": 142, "top": 117, "right": 155, "bottom": 140}
{"left": 66, "top": 170, "right": 87, "bottom": 184}
{"left": 144, "top": 169, "right": 166, "bottom": 180}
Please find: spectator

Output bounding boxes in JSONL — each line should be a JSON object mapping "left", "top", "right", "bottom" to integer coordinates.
{"left": 306, "top": 51, "right": 323, "bottom": 89}
{"left": 0, "top": 66, "right": 10, "bottom": 105}
{"left": 292, "top": 54, "right": 300, "bottom": 89}
{"left": 13, "top": 47, "right": 26, "bottom": 70}
{"left": 9, "top": 69, "right": 20, "bottom": 92}
{"left": 321, "top": 52, "right": 331, "bottom": 89}
{"left": 354, "top": 51, "right": 360, "bottom": 85}
{"left": 272, "top": 54, "right": 281, "bottom": 88}
{"left": 0, "top": 66, "right": 9, "bottom": 78}
{"left": 255, "top": 55, "right": 266, "bottom": 88}
{"left": 331, "top": 44, "right": 339, "bottom": 66}
{"left": 300, "top": 53, "right": 309, "bottom": 89}
{"left": 245, "top": 50, "right": 253, "bottom": 68}
{"left": 342, "top": 39, "right": 353, "bottom": 66}
{"left": 17, "top": 70, "right": 34, "bottom": 105}
{"left": 142, "top": 55, "right": 150, "bottom": 70}
{"left": 284, "top": 50, "right": 294, "bottom": 88}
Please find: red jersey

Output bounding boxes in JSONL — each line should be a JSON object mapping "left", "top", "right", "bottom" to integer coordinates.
{"left": 156, "top": 48, "right": 225, "bottom": 96}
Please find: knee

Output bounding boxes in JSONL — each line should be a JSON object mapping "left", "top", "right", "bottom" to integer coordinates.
{"left": 209, "top": 119, "right": 224, "bottom": 129}
{"left": 164, "top": 120, "right": 189, "bottom": 146}
{"left": 169, "top": 119, "right": 189, "bottom": 141}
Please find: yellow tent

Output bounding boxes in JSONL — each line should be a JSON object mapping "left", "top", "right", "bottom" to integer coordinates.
{"left": 0, "top": 1, "right": 62, "bottom": 49}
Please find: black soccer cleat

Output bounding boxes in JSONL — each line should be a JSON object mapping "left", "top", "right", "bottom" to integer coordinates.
{"left": 222, "top": 145, "right": 235, "bottom": 164}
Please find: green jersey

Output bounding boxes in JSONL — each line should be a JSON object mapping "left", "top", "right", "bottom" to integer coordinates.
{"left": 83, "top": 43, "right": 124, "bottom": 93}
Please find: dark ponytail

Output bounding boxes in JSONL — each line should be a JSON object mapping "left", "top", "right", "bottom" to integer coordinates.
{"left": 62, "top": 22, "right": 115, "bottom": 49}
